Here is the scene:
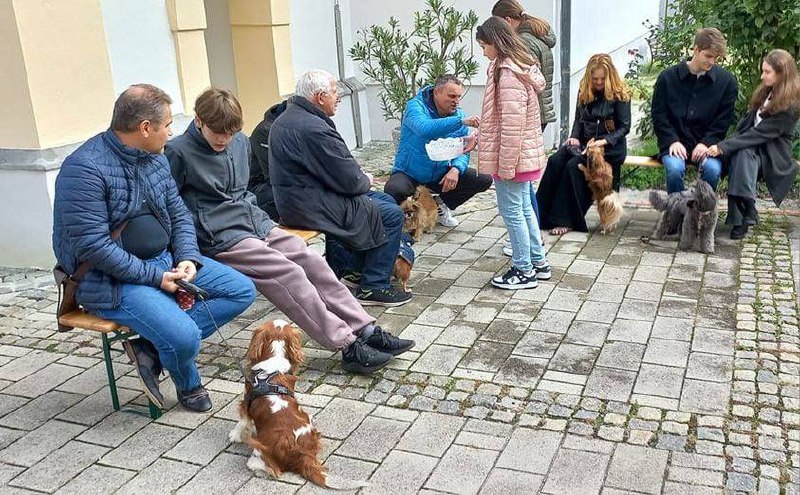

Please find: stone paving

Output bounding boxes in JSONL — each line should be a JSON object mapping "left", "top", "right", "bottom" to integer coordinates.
{"left": 1, "top": 183, "right": 800, "bottom": 493}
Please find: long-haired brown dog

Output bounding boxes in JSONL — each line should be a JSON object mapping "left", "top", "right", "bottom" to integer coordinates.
{"left": 578, "top": 145, "right": 624, "bottom": 234}
{"left": 400, "top": 186, "right": 437, "bottom": 242}
{"left": 228, "top": 320, "right": 367, "bottom": 489}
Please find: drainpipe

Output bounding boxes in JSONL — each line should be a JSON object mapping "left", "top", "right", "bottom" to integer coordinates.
{"left": 334, "top": 0, "right": 365, "bottom": 147}
{"left": 559, "top": 0, "right": 572, "bottom": 144}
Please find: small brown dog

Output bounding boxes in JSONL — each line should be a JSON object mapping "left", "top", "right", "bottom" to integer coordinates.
{"left": 400, "top": 186, "right": 437, "bottom": 242}
{"left": 579, "top": 145, "right": 624, "bottom": 233}
{"left": 229, "top": 320, "right": 366, "bottom": 489}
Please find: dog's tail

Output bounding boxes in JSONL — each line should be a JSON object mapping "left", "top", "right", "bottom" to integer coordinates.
{"left": 649, "top": 190, "right": 669, "bottom": 211}
{"left": 600, "top": 192, "right": 624, "bottom": 230}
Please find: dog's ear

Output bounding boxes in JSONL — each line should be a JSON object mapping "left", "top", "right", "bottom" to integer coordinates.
{"left": 246, "top": 324, "right": 272, "bottom": 364}
{"left": 284, "top": 326, "right": 305, "bottom": 372}
{"left": 687, "top": 199, "right": 696, "bottom": 209}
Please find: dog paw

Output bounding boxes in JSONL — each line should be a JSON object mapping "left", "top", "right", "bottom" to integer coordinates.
{"left": 228, "top": 429, "right": 243, "bottom": 443}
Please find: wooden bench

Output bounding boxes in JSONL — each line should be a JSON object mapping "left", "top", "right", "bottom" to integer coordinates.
{"left": 57, "top": 226, "right": 321, "bottom": 419}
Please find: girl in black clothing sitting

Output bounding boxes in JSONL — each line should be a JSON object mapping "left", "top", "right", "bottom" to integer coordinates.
{"left": 536, "top": 53, "right": 632, "bottom": 235}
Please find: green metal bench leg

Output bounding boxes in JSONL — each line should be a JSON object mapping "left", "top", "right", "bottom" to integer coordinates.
{"left": 148, "top": 401, "right": 163, "bottom": 419}
{"left": 101, "top": 333, "right": 121, "bottom": 411}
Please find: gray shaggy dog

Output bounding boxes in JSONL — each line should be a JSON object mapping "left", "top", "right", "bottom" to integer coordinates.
{"left": 649, "top": 180, "right": 718, "bottom": 254}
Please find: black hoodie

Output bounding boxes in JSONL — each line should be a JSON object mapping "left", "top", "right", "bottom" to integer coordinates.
{"left": 248, "top": 100, "right": 289, "bottom": 221}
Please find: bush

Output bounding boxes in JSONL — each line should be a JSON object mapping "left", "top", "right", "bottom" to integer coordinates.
{"left": 349, "top": 0, "right": 479, "bottom": 123}
{"left": 631, "top": 0, "right": 800, "bottom": 157}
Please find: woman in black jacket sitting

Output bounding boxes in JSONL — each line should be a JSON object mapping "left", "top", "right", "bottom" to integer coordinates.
{"left": 708, "top": 49, "right": 800, "bottom": 239}
{"left": 537, "top": 53, "right": 631, "bottom": 235}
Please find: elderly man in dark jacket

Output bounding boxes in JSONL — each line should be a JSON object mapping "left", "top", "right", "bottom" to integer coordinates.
{"left": 53, "top": 84, "right": 256, "bottom": 413}
{"left": 166, "top": 88, "right": 414, "bottom": 375}
{"left": 269, "top": 70, "right": 412, "bottom": 307}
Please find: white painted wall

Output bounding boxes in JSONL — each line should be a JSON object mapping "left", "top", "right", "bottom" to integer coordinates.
{"left": 99, "top": 0, "right": 185, "bottom": 113}
{"left": 290, "top": 0, "right": 370, "bottom": 148}
{"left": 0, "top": 169, "right": 57, "bottom": 268}
{"left": 344, "top": 0, "right": 659, "bottom": 145}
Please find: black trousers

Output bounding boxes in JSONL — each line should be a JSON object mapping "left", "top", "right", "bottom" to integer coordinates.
{"left": 384, "top": 168, "right": 492, "bottom": 208}
{"left": 536, "top": 146, "right": 622, "bottom": 232}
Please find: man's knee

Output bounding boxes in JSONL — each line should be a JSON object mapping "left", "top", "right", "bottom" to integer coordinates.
{"left": 662, "top": 156, "right": 686, "bottom": 176}
{"left": 382, "top": 202, "right": 404, "bottom": 229}
{"left": 702, "top": 157, "right": 722, "bottom": 178}
{"left": 384, "top": 174, "right": 414, "bottom": 203}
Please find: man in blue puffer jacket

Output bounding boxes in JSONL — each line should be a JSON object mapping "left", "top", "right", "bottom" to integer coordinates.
{"left": 52, "top": 84, "right": 256, "bottom": 413}
{"left": 385, "top": 74, "right": 492, "bottom": 227}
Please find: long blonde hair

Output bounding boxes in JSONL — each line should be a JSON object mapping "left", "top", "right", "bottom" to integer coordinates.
{"left": 749, "top": 49, "right": 800, "bottom": 116}
{"left": 491, "top": 0, "right": 550, "bottom": 39}
{"left": 578, "top": 54, "right": 632, "bottom": 105}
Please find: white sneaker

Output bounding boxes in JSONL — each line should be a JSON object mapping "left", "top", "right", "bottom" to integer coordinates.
{"left": 434, "top": 196, "right": 459, "bottom": 227}
{"left": 501, "top": 238, "right": 513, "bottom": 256}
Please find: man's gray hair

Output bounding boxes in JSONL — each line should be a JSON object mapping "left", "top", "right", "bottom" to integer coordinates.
{"left": 295, "top": 70, "right": 337, "bottom": 98}
{"left": 111, "top": 84, "right": 172, "bottom": 132}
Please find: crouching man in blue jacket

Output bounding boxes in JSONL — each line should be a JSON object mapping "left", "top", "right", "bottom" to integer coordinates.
{"left": 385, "top": 74, "right": 492, "bottom": 227}
{"left": 52, "top": 84, "right": 256, "bottom": 413}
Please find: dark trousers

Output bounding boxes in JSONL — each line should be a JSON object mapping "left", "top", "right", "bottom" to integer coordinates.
{"left": 536, "top": 146, "right": 622, "bottom": 232}
{"left": 384, "top": 168, "right": 492, "bottom": 209}
{"left": 325, "top": 191, "right": 403, "bottom": 290}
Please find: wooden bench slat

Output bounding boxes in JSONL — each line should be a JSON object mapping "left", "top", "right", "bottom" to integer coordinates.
{"left": 624, "top": 155, "right": 661, "bottom": 167}
{"left": 280, "top": 227, "right": 321, "bottom": 242}
{"left": 58, "top": 310, "right": 126, "bottom": 333}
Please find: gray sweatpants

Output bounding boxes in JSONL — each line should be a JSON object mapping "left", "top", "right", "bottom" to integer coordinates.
{"left": 215, "top": 229, "right": 373, "bottom": 350}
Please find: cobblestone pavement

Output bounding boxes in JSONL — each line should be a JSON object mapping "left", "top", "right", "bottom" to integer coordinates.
{"left": 1, "top": 185, "right": 799, "bottom": 493}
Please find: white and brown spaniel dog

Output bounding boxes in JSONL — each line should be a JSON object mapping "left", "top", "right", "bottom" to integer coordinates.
{"left": 228, "top": 320, "right": 366, "bottom": 489}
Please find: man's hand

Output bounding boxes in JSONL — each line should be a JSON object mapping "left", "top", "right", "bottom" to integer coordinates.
{"left": 176, "top": 260, "right": 197, "bottom": 282}
{"left": 462, "top": 116, "right": 480, "bottom": 128}
{"left": 669, "top": 141, "right": 688, "bottom": 160}
{"left": 462, "top": 134, "right": 478, "bottom": 153}
{"left": 565, "top": 137, "right": 580, "bottom": 147}
{"left": 439, "top": 167, "right": 460, "bottom": 193}
{"left": 707, "top": 144, "right": 722, "bottom": 157}
{"left": 691, "top": 143, "right": 709, "bottom": 163}
{"left": 161, "top": 270, "right": 188, "bottom": 294}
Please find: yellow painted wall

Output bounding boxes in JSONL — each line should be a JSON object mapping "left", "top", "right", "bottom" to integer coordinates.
{"left": 229, "top": 0, "right": 294, "bottom": 132}
{"left": 5, "top": 0, "right": 115, "bottom": 150}
{"left": 0, "top": 1, "right": 38, "bottom": 149}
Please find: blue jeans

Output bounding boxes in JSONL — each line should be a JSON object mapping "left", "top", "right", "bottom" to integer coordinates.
{"left": 495, "top": 179, "right": 545, "bottom": 272}
{"left": 662, "top": 155, "right": 722, "bottom": 194}
{"left": 530, "top": 184, "right": 540, "bottom": 224}
{"left": 326, "top": 191, "right": 403, "bottom": 290}
{"left": 95, "top": 251, "right": 256, "bottom": 392}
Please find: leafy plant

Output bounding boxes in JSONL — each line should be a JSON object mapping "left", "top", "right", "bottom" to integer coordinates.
{"left": 349, "top": 0, "right": 479, "bottom": 123}
{"left": 632, "top": 0, "right": 800, "bottom": 157}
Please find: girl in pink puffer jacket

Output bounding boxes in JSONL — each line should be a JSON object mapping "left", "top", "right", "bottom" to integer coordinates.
{"left": 477, "top": 16, "right": 550, "bottom": 290}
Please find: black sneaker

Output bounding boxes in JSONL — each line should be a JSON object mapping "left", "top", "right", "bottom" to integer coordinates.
{"left": 491, "top": 267, "right": 539, "bottom": 290}
{"left": 363, "top": 326, "right": 415, "bottom": 356}
{"left": 341, "top": 338, "right": 393, "bottom": 374}
{"left": 123, "top": 338, "right": 165, "bottom": 409}
{"left": 177, "top": 385, "right": 212, "bottom": 412}
{"left": 355, "top": 286, "right": 412, "bottom": 307}
{"left": 340, "top": 271, "right": 362, "bottom": 289}
{"left": 533, "top": 262, "right": 552, "bottom": 280}
{"left": 730, "top": 225, "right": 748, "bottom": 240}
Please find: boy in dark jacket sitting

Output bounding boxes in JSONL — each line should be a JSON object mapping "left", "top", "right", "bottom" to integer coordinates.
{"left": 166, "top": 88, "right": 413, "bottom": 374}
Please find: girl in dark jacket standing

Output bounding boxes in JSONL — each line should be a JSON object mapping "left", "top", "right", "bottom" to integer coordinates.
{"left": 537, "top": 54, "right": 632, "bottom": 234}
{"left": 708, "top": 49, "right": 800, "bottom": 239}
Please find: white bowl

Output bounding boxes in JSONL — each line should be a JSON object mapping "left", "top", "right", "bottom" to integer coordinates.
{"left": 425, "top": 137, "right": 464, "bottom": 161}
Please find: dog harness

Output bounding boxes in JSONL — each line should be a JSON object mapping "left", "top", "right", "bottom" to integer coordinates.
{"left": 246, "top": 370, "right": 294, "bottom": 408}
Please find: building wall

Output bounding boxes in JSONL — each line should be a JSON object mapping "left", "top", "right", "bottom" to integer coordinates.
{"left": 289, "top": 0, "right": 370, "bottom": 148}
{"left": 100, "top": 0, "right": 186, "bottom": 114}
{"left": 204, "top": 0, "right": 239, "bottom": 96}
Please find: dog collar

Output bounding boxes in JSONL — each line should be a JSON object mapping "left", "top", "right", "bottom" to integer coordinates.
{"left": 246, "top": 370, "right": 294, "bottom": 408}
